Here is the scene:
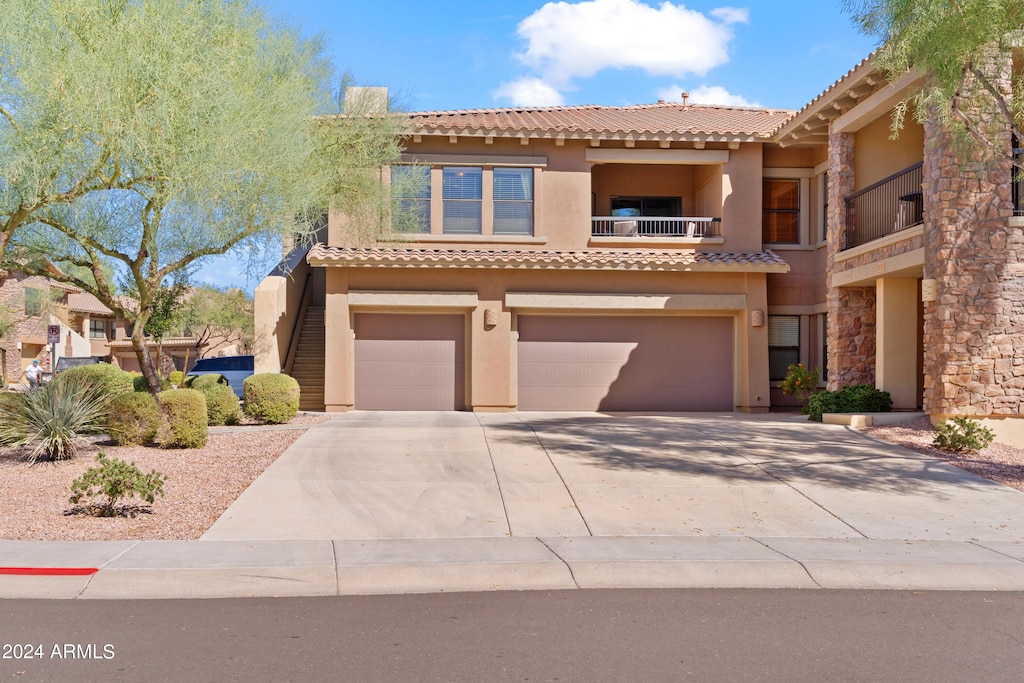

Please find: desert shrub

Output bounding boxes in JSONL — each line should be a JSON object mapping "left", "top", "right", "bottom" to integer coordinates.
{"left": 106, "top": 392, "right": 160, "bottom": 446}
{"left": 168, "top": 370, "right": 184, "bottom": 387}
{"left": 133, "top": 374, "right": 149, "bottom": 392}
{"left": 0, "top": 391, "right": 24, "bottom": 416}
{"left": 243, "top": 373, "right": 299, "bottom": 424}
{"left": 806, "top": 384, "right": 893, "bottom": 422}
{"left": 68, "top": 452, "right": 166, "bottom": 517}
{"left": 199, "top": 382, "right": 242, "bottom": 426}
{"left": 0, "top": 376, "right": 107, "bottom": 462}
{"left": 778, "top": 363, "right": 821, "bottom": 414}
{"left": 156, "top": 389, "right": 208, "bottom": 448}
{"left": 186, "top": 373, "right": 228, "bottom": 390}
{"left": 933, "top": 416, "right": 995, "bottom": 454}
{"left": 56, "top": 363, "right": 133, "bottom": 405}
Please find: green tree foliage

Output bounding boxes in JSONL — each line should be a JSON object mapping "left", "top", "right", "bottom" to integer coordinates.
{"left": 178, "top": 285, "right": 255, "bottom": 358}
{"left": 845, "top": 0, "right": 1024, "bottom": 168}
{"left": 0, "top": 0, "right": 409, "bottom": 393}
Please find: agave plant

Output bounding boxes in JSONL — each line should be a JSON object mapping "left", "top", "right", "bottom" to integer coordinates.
{"left": 0, "top": 377, "right": 108, "bottom": 463}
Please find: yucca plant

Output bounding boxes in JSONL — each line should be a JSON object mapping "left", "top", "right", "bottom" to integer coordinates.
{"left": 0, "top": 377, "right": 108, "bottom": 463}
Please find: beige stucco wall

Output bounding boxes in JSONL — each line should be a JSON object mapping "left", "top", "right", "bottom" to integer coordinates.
{"left": 321, "top": 266, "right": 771, "bottom": 413}
{"left": 853, "top": 111, "right": 924, "bottom": 191}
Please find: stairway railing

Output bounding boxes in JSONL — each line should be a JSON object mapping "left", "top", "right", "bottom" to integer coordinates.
{"left": 282, "top": 272, "right": 313, "bottom": 376}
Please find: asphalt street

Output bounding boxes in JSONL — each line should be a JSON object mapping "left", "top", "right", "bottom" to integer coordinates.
{"left": 3, "top": 589, "right": 1023, "bottom": 682}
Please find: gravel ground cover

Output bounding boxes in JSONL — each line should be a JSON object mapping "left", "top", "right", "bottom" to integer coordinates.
{"left": 865, "top": 415, "right": 1024, "bottom": 492}
{"left": 0, "top": 413, "right": 331, "bottom": 541}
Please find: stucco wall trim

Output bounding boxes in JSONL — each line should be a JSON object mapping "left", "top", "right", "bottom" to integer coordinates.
{"left": 391, "top": 235, "right": 549, "bottom": 245}
{"left": 835, "top": 224, "right": 924, "bottom": 264}
{"left": 399, "top": 153, "right": 547, "bottom": 167}
{"left": 585, "top": 148, "right": 729, "bottom": 164}
{"left": 348, "top": 291, "right": 480, "bottom": 309}
{"left": 831, "top": 247, "right": 925, "bottom": 288}
{"left": 505, "top": 292, "right": 746, "bottom": 312}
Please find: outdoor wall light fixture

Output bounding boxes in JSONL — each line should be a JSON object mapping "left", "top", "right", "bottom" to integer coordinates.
{"left": 750, "top": 309, "right": 765, "bottom": 327}
{"left": 484, "top": 308, "right": 498, "bottom": 329}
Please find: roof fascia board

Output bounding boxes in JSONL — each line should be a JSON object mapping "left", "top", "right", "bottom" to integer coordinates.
{"left": 832, "top": 70, "right": 925, "bottom": 134}
{"left": 399, "top": 153, "right": 547, "bottom": 167}
{"left": 586, "top": 148, "right": 730, "bottom": 165}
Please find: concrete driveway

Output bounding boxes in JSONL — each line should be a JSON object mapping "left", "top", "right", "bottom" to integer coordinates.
{"left": 203, "top": 411, "right": 1024, "bottom": 544}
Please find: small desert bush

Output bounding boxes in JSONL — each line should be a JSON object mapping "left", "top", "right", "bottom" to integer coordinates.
{"left": 156, "top": 389, "right": 208, "bottom": 448}
{"left": 106, "top": 392, "right": 160, "bottom": 446}
{"left": 198, "top": 381, "right": 242, "bottom": 426}
{"left": 933, "top": 416, "right": 995, "bottom": 454}
{"left": 806, "top": 384, "right": 893, "bottom": 422}
{"left": 69, "top": 452, "right": 166, "bottom": 517}
{"left": 186, "top": 373, "right": 228, "bottom": 391}
{"left": 778, "top": 363, "right": 821, "bottom": 413}
{"left": 168, "top": 370, "right": 184, "bottom": 387}
{"left": 0, "top": 376, "right": 107, "bottom": 462}
{"left": 56, "top": 363, "right": 133, "bottom": 404}
{"left": 243, "top": 373, "right": 299, "bottom": 424}
{"left": 0, "top": 391, "right": 24, "bottom": 416}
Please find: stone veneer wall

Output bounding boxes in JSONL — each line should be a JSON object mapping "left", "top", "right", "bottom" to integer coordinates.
{"left": 921, "top": 80, "right": 1021, "bottom": 416}
{"left": 826, "top": 131, "right": 877, "bottom": 388}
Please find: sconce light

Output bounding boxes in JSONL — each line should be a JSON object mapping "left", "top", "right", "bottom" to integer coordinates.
{"left": 750, "top": 309, "right": 765, "bottom": 327}
{"left": 484, "top": 308, "right": 498, "bottom": 330}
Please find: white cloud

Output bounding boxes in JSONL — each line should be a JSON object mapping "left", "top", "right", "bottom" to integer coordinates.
{"left": 514, "top": 0, "right": 749, "bottom": 85}
{"left": 655, "top": 83, "right": 759, "bottom": 107}
{"left": 493, "top": 77, "right": 566, "bottom": 107}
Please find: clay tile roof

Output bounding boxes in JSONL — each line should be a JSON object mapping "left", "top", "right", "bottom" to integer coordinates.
{"left": 408, "top": 102, "right": 794, "bottom": 139}
{"left": 67, "top": 292, "right": 113, "bottom": 316}
{"left": 107, "top": 337, "right": 196, "bottom": 348}
{"left": 306, "top": 245, "right": 789, "bottom": 273}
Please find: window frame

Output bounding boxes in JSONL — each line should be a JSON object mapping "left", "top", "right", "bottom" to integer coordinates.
{"left": 442, "top": 166, "right": 483, "bottom": 235}
{"left": 23, "top": 287, "right": 44, "bottom": 317}
{"left": 762, "top": 178, "right": 800, "bottom": 244}
{"left": 391, "top": 165, "right": 431, "bottom": 234}
{"left": 492, "top": 167, "right": 534, "bottom": 235}
{"left": 768, "top": 315, "right": 800, "bottom": 382}
{"left": 89, "top": 319, "right": 107, "bottom": 339}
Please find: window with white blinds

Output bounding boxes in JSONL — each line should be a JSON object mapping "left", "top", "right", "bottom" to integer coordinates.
{"left": 493, "top": 167, "right": 533, "bottom": 235}
{"left": 443, "top": 167, "right": 482, "bottom": 234}
{"left": 768, "top": 315, "right": 800, "bottom": 381}
{"left": 391, "top": 166, "right": 430, "bottom": 233}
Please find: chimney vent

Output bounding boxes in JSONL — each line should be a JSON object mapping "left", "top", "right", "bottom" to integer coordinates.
{"left": 681, "top": 92, "right": 689, "bottom": 106}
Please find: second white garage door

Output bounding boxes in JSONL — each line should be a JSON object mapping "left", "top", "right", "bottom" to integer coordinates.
{"left": 517, "top": 315, "right": 733, "bottom": 411}
{"left": 354, "top": 313, "right": 465, "bottom": 410}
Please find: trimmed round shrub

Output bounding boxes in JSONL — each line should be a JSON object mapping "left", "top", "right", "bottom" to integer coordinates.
{"left": 133, "top": 374, "right": 149, "bottom": 392}
{"left": 106, "top": 392, "right": 159, "bottom": 446}
{"left": 168, "top": 370, "right": 184, "bottom": 387}
{"left": 806, "top": 384, "right": 893, "bottom": 422}
{"left": 199, "top": 382, "right": 242, "bottom": 426}
{"left": 243, "top": 373, "right": 299, "bottom": 424}
{"left": 156, "top": 389, "right": 208, "bottom": 448}
{"left": 57, "top": 363, "right": 133, "bottom": 404}
{"left": 186, "top": 373, "right": 228, "bottom": 390}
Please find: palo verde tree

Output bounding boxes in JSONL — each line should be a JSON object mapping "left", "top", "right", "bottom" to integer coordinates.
{"left": 0, "top": 0, "right": 409, "bottom": 393}
{"left": 844, "top": 0, "right": 1024, "bottom": 169}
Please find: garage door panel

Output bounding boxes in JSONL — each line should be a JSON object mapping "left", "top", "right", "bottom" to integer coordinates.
{"left": 354, "top": 314, "right": 465, "bottom": 411}
{"left": 517, "top": 316, "right": 733, "bottom": 411}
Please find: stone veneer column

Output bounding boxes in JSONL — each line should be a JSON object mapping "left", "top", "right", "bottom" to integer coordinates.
{"left": 826, "top": 131, "right": 876, "bottom": 389}
{"left": 921, "top": 76, "right": 1020, "bottom": 416}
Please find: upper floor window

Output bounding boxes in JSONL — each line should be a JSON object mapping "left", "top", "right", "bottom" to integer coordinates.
{"left": 763, "top": 179, "right": 799, "bottom": 244}
{"left": 391, "top": 166, "right": 430, "bottom": 233}
{"left": 493, "top": 168, "right": 533, "bottom": 235}
{"left": 24, "top": 287, "right": 44, "bottom": 317}
{"left": 443, "top": 166, "right": 482, "bottom": 234}
{"left": 89, "top": 319, "right": 107, "bottom": 339}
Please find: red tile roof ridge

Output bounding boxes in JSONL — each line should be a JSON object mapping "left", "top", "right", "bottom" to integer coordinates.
{"left": 409, "top": 102, "right": 792, "bottom": 117}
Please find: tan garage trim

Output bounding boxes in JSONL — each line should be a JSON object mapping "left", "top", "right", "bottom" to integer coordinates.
{"left": 506, "top": 292, "right": 746, "bottom": 312}
{"left": 348, "top": 291, "right": 479, "bottom": 309}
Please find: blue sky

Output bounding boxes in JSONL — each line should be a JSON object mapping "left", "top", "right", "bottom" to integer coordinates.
{"left": 199, "top": 0, "right": 879, "bottom": 292}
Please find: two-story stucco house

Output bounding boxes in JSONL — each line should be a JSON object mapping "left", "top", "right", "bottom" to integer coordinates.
{"left": 256, "top": 47, "right": 1023, "bottom": 439}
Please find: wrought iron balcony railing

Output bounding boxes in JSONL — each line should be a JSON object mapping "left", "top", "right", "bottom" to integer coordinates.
{"left": 843, "top": 162, "right": 923, "bottom": 250}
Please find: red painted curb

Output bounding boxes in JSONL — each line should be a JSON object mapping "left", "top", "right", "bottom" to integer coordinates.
{"left": 0, "top": 567, "right": 98, "bottom": 576}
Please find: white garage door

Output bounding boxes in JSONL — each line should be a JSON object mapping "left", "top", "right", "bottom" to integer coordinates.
{"left": 354, "top": 313, "right": 465, "bottom": 410}
{"left": 517, "top": 315, "right": 733, "bottom": 411}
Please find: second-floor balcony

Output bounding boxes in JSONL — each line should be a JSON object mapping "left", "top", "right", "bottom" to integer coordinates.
{"left": 843, "top": 162, "right": 923, "bottom": 250}
{"left": 591, "top": 216, "right": 722, "bottom": 239}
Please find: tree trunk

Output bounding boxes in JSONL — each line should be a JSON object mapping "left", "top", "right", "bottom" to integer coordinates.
{"left": 131, "top": 330, "right": 162, "bottom": 394}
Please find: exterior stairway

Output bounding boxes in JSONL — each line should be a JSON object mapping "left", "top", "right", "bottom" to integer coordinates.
{"left": 289, "top": 306, "right": 325, "bottom": 411}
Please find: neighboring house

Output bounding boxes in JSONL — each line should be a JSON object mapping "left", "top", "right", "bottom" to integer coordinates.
{"left": 256, "top": 48, "right": 1024, "bottom": 439}
{"left": 0, "top": 268, "right": 84, "bottom": 386}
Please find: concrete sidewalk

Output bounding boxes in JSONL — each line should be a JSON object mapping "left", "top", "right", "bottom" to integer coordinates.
{"left": 2, "top": 412, "right": 1023, "bottom": 598}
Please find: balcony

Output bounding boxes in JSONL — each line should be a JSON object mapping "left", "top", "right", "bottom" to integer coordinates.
{"left": 591, "top": 216, "right": 722, "bottom": 239}
{"left": 843, "top": 162, "right": 923, "bottom": 250}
